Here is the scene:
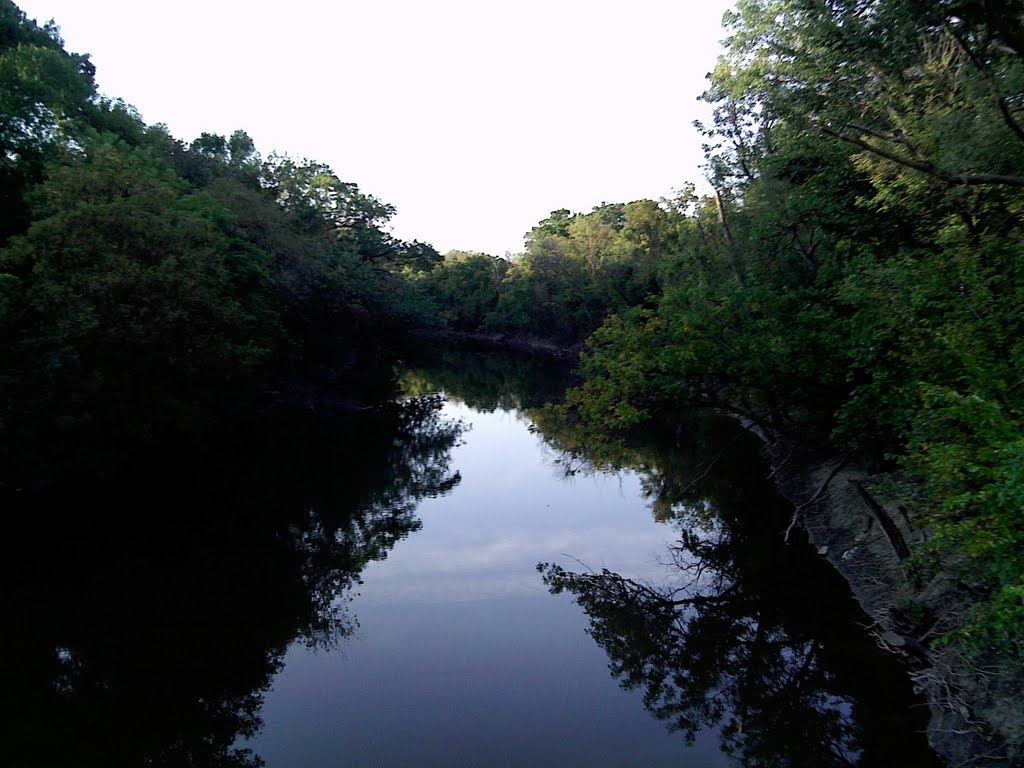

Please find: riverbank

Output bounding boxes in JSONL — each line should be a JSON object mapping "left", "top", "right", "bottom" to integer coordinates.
{"left": 765, "top": 442, "right": 1023, "bottom": 767}
{"left": 411, "top": 329, "right": 584, "bottom": 362}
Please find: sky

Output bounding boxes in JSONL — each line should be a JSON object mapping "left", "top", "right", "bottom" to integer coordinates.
{"left": 16, "top": 0, "right": 736, "bottom": 256}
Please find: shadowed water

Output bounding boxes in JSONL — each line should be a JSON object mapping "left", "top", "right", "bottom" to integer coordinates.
{"left": 0, "top": 348, "right": 942, "bottom": 767}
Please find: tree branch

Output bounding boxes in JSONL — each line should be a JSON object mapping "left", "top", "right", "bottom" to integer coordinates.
{"left": 784, "top": 455, "right": 849, "bottom": 543}
{"left": 946, "top": 25, "right": 1024, "bottom": 146}
{"left": 821, "top": 124, "right": 1024, "bottom": 187}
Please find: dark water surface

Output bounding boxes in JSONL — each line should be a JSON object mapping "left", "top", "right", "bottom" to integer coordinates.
{"left": 1, "top": 350, "right": 942, "bottom": 767}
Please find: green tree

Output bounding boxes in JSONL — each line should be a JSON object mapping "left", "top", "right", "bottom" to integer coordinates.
{"left": 0, "top": 0, "right": 96, "bottom": 243}
{"left": 0, "top": 136, "right": 275, "bottom": 440}
{"left": 424, "top": 250, "right": 506, "bottom": 331}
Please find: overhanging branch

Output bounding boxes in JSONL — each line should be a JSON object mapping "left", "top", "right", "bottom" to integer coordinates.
{"left": 820, "top": 124, "right": 1024, "bottom": 187}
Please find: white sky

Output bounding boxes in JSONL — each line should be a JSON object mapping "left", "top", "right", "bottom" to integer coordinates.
{"left": 16, "top": 0, "right": 734, "bottom": 256}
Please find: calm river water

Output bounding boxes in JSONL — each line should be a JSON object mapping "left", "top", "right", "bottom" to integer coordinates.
{"left": 2, "top": 349, "right": 943, "bottom": 767}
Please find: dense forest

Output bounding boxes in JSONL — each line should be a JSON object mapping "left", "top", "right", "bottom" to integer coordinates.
{"left": 2, "top": 0, "right": 1023, "bottom": 758}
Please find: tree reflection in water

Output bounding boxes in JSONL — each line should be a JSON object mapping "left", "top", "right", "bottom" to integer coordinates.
{"left": 397, "top": 345, "right": 575, "bottom": 414}
{"left": 535, "top": 410, "right": 942, "bottom": 768}
{"left": 0, "top": 395, "right": 462, "bottom": 767}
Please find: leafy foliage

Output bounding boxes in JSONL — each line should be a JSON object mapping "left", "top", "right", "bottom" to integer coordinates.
{"left": 416, "top": 200, "right": 681, "bottom": 343}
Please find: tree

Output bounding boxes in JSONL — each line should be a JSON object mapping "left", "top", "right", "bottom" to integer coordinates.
{"left": 424, "top": 250, "right": 507, "bottom": 331}
{"left": 0, "top": 0, "right": 96, "bottom": 244}
{"left": 0, "top": 135, "right": 278, "bottom": 442}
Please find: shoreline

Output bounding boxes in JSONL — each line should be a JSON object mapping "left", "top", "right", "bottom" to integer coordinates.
{"left": 762, "top": 441, "right": 1022, "bottom": 767}
{"left": 410, "top": 328, "right": 584, "bottom": 362}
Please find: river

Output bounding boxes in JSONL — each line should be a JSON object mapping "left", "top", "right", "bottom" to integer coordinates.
{"left": 1, "top": 348, "right": 942, "bottom": 767}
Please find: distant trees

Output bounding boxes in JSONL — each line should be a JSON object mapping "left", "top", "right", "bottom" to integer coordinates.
{"left": 427, "top": 250, "right": 504, "bottom": 331}
{"left": 416, "top": 200, "right": 682, "bottom": 342}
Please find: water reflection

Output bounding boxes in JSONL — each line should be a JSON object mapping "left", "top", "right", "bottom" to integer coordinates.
{"left": 533, "top": 409, "right": 943, "bottom": 767}
{"left": 397, "top": 345, "right": 574, "bottom": 413}
{"left": 0, "top": 396, "right": 462, "bottom": 767}
{"left": 2, "top": 347, "right": 944, "bottom": 767}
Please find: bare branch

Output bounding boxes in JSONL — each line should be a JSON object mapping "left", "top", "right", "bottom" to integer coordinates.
{"left": 784, "top": 455, "right": 850, "bottom": 543}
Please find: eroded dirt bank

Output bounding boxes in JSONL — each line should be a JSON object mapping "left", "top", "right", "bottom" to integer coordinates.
{"left": 765, "top": 443, "right": 1023, "bottom": 767}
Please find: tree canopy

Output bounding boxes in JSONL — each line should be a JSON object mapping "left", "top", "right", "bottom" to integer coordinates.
{"left": 0, "top": 1, "right": 447, "bottom": 479}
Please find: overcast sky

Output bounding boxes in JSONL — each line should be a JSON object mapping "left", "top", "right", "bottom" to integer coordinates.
{"left": 17, "top": 0, "right": 735, "bottom": 256}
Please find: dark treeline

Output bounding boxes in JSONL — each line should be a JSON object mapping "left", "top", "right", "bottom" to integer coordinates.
{"left": 0, "top": 1, "right": 446, "bottom": 482}
{"left": 416, "top": 201, "right": 666, "bottom": 342}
